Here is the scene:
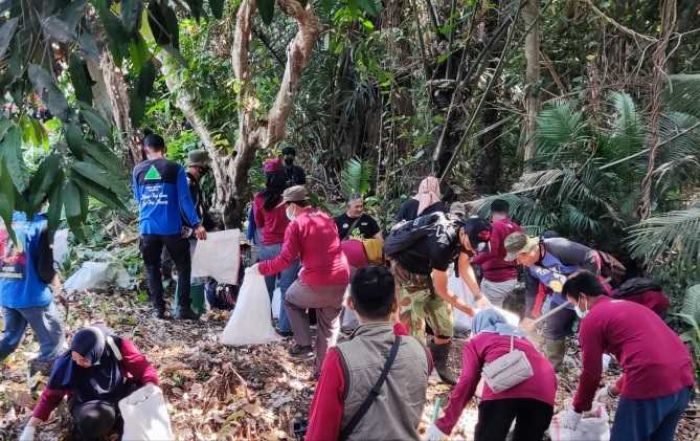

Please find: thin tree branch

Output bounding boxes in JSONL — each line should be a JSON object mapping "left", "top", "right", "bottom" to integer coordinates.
{"left": 583, "top": 0, "right": 657, "bottom": 44}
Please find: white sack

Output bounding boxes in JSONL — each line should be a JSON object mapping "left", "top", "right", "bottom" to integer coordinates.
{"left": 450, "top": 274, "right": 477, "bottom": 331}
{"left": 119, "top": 384, "right": 173, "bottom": 441}
{"left": 52, "top": 229, "right": 69, "bottom": 265}
{"left": 191, "top": 229, "right": 240, "bottom": 284}
{"left": 272, "top": 287, "right": 282, "bottom": 319}
{"left": 549, "top": 405, "right": 610, "bottom": 441}
{"left": 220, "top": 272, "right": 280, "bottom": 346}
{"left": 64, "top": 261, "right": 130, "bottom": 293}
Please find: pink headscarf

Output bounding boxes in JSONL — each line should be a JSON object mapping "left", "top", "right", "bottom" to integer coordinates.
{"left": 414, "top": 176, "right": 441, "bottom": 215}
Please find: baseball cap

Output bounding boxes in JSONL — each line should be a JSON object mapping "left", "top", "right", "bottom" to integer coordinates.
{"left": 187, "top": 150, "right": 211, "bottom": 168}
{"left": 282, "top": 185, "right": 308, "bottom": 203}
{"left": 504, "top": 232, "right": 539, "bottom": 262}
{"left": 456, "top": 217, "right": 491, "bottom": 247}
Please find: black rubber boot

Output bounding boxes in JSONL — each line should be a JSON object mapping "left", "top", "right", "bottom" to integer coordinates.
{"left": 429, "top": 341, "right": 457, "bottom": 385}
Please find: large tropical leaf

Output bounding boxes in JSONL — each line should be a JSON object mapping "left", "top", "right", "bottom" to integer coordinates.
{"left": 535, "top": 100, "right": 590, "bottom": 160}
{"left": 0, "top": 123, "right": 28, "bottom": 192}
{"left": 604, "top": 92, "right": 645, "bottom": 161}
{"left": 0, "top": 17, "right": 19, "bottom": 60}
{"left": 27, "top": 64, "right": 69, "bottom": 121}
{"left": 683, "top": 285, "right": 700, "bottom": 325}
{"left": 665, "top": 74, "right": 700, "bottom": 119}
{"left": 627, "top": 207, "right": 700, "bottom": 270}
{"left": 341, "top": 157, "right": 373, "bottom": 198}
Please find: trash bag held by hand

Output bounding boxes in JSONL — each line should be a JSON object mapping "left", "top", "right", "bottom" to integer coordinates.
{"left": 549, "top": 405, "right": 610, "bottom": 441}
{"left": 118, "top": 384, "right": 174, "bottom": 441}
{"left": 220, "top": 272, "right": 280, "bottom": 346}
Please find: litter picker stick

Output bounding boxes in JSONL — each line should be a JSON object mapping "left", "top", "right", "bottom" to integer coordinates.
{"left": 530, "top": 301, "right": 571, "bottom": 325}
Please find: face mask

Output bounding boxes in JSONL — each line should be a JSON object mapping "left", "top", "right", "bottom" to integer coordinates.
{"left": 574, "top": 298, "right": 588, "bottom": 319}
{"left": 284, "top": 157, "right": 294, "bottom": 166}
{"left": 286, "top": 206, "right": 295, "bottom": 221}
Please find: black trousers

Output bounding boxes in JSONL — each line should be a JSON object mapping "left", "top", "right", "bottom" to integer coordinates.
{"left": 475, "top": 398, "right": 553, "bottom": 441}
{"left": 72, "top": 400, "right": 117, "bottom": 440}
{"left": 140, "top": 234, "right": 192, "bottom": 312}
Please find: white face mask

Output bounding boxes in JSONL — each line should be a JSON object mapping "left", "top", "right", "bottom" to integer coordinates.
{"left": 574, "top": 298, "right": 589, "bottom": 319}
{"left": 286, "top": 206, "right": 296, "bottom": 221}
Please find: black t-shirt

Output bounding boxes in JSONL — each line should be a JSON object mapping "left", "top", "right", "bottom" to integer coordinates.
{"left": 285, "top": 165, "right": 306, "bottom": 187}
{"left": 394, "top": 199, "right": 447, "bottom": 222}
{"left": 335, "top": 213, "right": 380, "bottom": 240}
{"left": 395, "top": 220, "right": 462, "bottom": 275}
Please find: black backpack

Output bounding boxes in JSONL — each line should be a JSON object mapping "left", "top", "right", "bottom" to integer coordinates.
{"left": 384, "top": 212, "right": 448, "bottom": 257}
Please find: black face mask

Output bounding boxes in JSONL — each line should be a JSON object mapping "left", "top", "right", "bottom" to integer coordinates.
{"left": 284, "top": 157, "right": 294, "bottom": 166}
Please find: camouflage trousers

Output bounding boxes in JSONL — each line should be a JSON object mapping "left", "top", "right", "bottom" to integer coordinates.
{"left": 391, "top": 261, "right": 454, "bottom": 344}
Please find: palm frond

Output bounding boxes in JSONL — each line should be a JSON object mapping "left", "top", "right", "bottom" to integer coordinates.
{"left": 665, "top": 74, "right": 700, "bottom": 119}
{"left": 683, "top": 284, "right": 700, "bottom": 325}
{"left": 535, "top": 100, "right": 590, "bottom": 160}
{"left": 627, "top": 207, "right": 700, "bottom": 271}
{"left": 654, "top": 112, "right": 700, "bottom": 190}
{"left": 604, "top": 92, "right": 645, "bottom": 161}
{"left": 341, "top": 157, "right": 373, "bottom": 198}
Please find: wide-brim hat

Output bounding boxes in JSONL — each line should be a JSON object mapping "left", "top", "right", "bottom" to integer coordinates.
{"left": 282, "top": 185, "right": 308, "bottom": 203}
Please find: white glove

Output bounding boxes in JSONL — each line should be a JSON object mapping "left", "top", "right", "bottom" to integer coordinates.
{"left": 560, "top": 409, "right": 582, "bottom": 430}
{"left": 19, "top": 424, "right": 36, "bottom": 441}
{"left": 594, "top": 385, "right": 618, "bottom": 407}
{"left": 245, "top": 264, "right": 260, "bottom": 276}
{"left": 423, "top": 423, "right": 449, "bottom": 441}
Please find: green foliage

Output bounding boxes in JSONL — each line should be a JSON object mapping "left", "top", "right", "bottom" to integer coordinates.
{"left": 341, "top": 157, "right": 373, "bottom": 198}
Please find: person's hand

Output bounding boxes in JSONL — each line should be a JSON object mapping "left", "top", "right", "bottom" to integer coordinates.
{"left": 594, "top": 384, "right": 619, "bottom": 407}
{"left": 475, "top": 295, "right": 491, "bottom": 309}
{"left": 245, "top": 263, "right": 261, "bottom": 276}
{"left": 457, "top": 303, "right": 475, "bottom": 316}
{"left": 19, "top": 422, "right": 36, "bottom": 441}
{"left": 560, "top": 409, "right": 582, "bottom": 430}
{"left": 194, "top": 225, "right": 207, "bottom": 240}
{"left": 423, "top": 424, "right": 449, "bottom": 441}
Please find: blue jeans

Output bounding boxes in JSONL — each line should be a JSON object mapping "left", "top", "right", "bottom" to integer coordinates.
{"left": 612, "top": 387, "right": 692, "bottom": 441}
{"left": 0, "top": 302, "right": 65, "bottom": 362}
{"left": 258, "top": 243, "right": 300, "bottom": 333}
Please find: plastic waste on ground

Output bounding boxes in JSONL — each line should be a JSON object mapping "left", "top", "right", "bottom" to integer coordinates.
{"left": 191, "top": 229, "right": 240, "bottom": 284}
{"left": 64, "top": 261, "right": 131, "bottom": 293}
{"left": 118, "top": 384, "right": 174, "bottom": 441}
{"left": 549, "top": 405, "right": 610, "bottom": 441}
{"left": 52, "top": 229, "right": 69, "bottom": 265}
{"left": 272, "top": 287, "right": 282, "bottom": 319}
{"left": 220, "top": 271, "right": 280, "bottom": 346}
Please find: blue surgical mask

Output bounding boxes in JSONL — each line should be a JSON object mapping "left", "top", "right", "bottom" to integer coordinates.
{"left": 286, "top": 206, "right": 295, "bottom": 221}
{"left": 574, "top": 298, "right": 589, "bottom": 319}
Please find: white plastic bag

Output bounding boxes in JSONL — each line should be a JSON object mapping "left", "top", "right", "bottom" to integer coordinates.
{"left": 549, "top": 405, "right": 610, "bottom": 441}
{"left": 52, "top": 229, "right": 69, "bottom": 265}
{"left": 450, "top": 274, "right": 476, "bottom": 331}
{"left": 118, "top": 384, "right": 173, "bottom": 441}
{"left": 220, "top": 272, "right": 280, "bottom": 346}
{"left": 64, "top": 262, "right": 131, "bottom": 293}
{"left": 272, "top": 288, "right": 282, "bottom": 319}
{"left": 191, "top": 229, "right": 240, "bottom": 284}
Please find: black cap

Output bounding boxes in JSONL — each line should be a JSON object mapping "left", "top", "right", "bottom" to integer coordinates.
{"left": 456, "top": 217, "right": 492, "bottom": 247}
{"left": 281, "top": 145, "right": 296, "bottom": 156}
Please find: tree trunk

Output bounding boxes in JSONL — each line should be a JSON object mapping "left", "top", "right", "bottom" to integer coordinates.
{"left": 218, "top": 0, "right": 319, "bottom": 227}
{"left": 638, "top": 0, "right": 676, "bottom": 219}
{"left": 522, "top": 0, "right": 540, "bottom": 168}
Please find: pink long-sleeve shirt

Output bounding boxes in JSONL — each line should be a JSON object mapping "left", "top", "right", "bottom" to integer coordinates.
{"left": 573, "top": 297, "right": 694, "bottom": 413}
{"left": 471, "top": 218, "right": 521, "bottom": 282}
{"left": 33, "top": 338, "right": 160, "bottom": 421}
{"left": 436, "top": 333, "right": 557, "bottom": 435}
{"left": 259, "top": 207, "right": 350, "bottom": 286}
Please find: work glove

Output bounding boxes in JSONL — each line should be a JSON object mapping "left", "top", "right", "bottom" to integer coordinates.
{"left": 594, "top": 385, "right": 618, "bottom": 407}
{"left": 560, "top": 409, "right": 582, "bottom": 430}
{"left": 423, "top": 424, "right": 449, "bottom": 441}
{"left": 19, "top": 424, "right": 36, "bottom": 441}
{"left": 245, "top": 263, "right": 261, "bottom": 276}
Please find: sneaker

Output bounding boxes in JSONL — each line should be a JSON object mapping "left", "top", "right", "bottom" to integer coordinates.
{"left": 288, "top": 344, "right": 313, "bottom": 359}
{"left": 275, "top": 328, "right": 293, "bottom": 338}
{"left": 175, "top": 308, "right": 199, "bottom": 321}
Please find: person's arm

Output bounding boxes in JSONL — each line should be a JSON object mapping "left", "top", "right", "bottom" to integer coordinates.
{"left": 458, "top": 251, "right": 483, "bottom": 301}
{"left": 573, "top": 318, "right": 605, "bottom": 412}
{"left": 36, "top": 227, "right": 56, "bottom": 285}
{"left": 297, "top": 166, "right": 306, "bottom": 184}
{"left": 32, "top": 387, "right": 69, "bottom": 422}
{"left": 176, "top": 168, "right": 202, "bottom": 230}
{"left": 548, "top": 239, "right": 600, "bottom": 274}
{"left": 119, "top": 338, "right": 159, "bottom": 385}
{"left": 259, "top": 221, "right": 301, "bottom": 276}
{"left": 471, "top": 223, "right": 502, "bottom": 266}
{"left": 252, "top": 196, "right": 265, "bottom": 229}
{"left": 131, "top": 171, "right": 140, "bottom": 202}
{"left": 435, "top": 339, "right": 482, "bottom": 434}
{"left": 305, "top": 349, "right": 345, "bottom": 441}
{"left": 431, "top": 268, "right": 475, "bottom": 316}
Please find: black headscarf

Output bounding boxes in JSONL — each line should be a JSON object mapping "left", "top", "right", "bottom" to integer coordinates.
{"left": 263, "top": 171, "right": 287, "bottom": 211}
{"left": 48, "top": 326, "right": 125, "bottom": 404}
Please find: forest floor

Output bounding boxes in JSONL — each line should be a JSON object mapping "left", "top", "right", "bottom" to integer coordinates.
{"left": 0, "top": 289, "right": 698, "bottom": 440}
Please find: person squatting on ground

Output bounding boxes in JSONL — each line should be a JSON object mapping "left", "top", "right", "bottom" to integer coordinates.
{"left": 250, "top": 185, "right": 350, "bottom": 376}
{"left": 0, "top": 211, "right": 65, "bottom": 374}
{"left": 561, "top": 271, "right": 695, "bottom": 441}
{"left": 426, "top": 309, "right": 557, "bottom": 441}
{"left": 471, "top": 199, "right": 522, "bottom": 308}
{"left": 253, "top": 159, "right": 299, "bottom": 336}
{"left": 504, "top": 231, "right": 602, "bottom": 370}
{"left": 395, "top": 176, "right": 447, "bottom": 222}
{"left": 20, "top": 325, "right": 160, "bottom": 441}
{"left": 305, "top": 266, "right": 431, "bottom": 441}
{"left": 387, "top": 213, "right": 491, "bottom": 384}
{"left": 132, "top": 134, "right": 207, "bottom": 320}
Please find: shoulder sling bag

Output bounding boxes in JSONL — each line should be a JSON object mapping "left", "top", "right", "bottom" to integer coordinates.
{"left": 338, "top": 336, "right": 402, "bottom": 441}
{"left": 481, "top": 335, "right": 533, "bottom": 393}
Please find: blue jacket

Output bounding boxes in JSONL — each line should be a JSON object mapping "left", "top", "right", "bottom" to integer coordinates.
{"left": 132, "top": 158, "right": 201, "bottom": 235}
{"left": 0, "top": 212, "right": 54, "bottom": 309}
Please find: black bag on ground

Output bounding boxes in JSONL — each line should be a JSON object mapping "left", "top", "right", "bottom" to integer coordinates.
{"left": 384, "top": 212, "right": 447, "bottom": 257}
